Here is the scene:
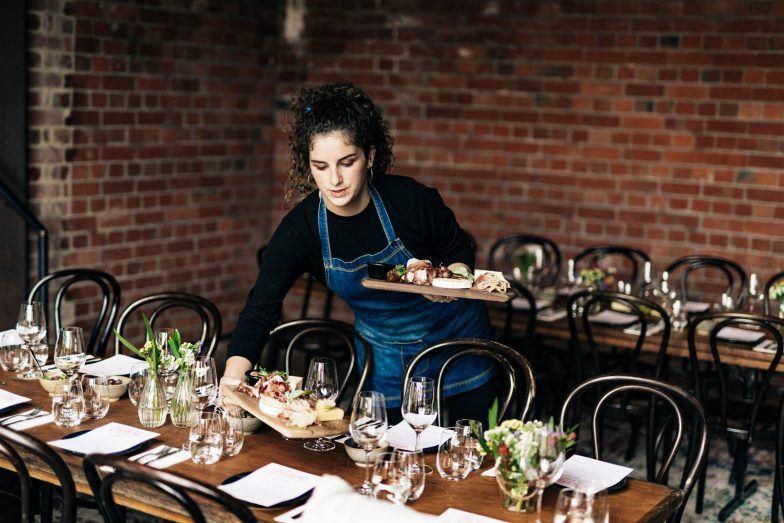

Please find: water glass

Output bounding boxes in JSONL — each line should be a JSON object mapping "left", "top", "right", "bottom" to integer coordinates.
{"left": 189, "top": 411, "right": 223, "bottom": 464}
{"left": 82, "top": 375, "right": 110, "bottom": 419}
{"left": 455, "top": 419, "right": 483, "bottom": 471}
{"left": 16, "top": 301, "right": 46, "bottom": 380}
{"left": 54, "top": 326, "right": 87, "bottom": 378}
{"left": 436, "top": 427, "right": 472, "bottom": 481}
{"left": 394, "top": 449, "right": 426, "bottom": 501}
{"left": 371, "top": 452, "right": 410, "bottom": 505}
{"left": 220, "top": 408, "right": 244, "bottom": 457}
{"left": 554, "top": 489, "right": 609, "bottom": 523}
{"left": 192, "top": 357, "right": 218, "bottom": 411}
{"left": 128, "top": 363, "right": 148, "bottom": 406}
{"left": 52, "top": 379, "right": 84, "bottom": 428}
{"left": 0, "top": 345, "right": 30, "bottom": 373}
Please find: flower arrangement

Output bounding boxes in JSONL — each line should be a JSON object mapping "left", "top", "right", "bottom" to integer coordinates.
{"left": 115, "top": 314, "right": 200, "bottom": 373}
{"left": 770, "top": 281, "right": 784, "bottom": 303}
{"left": 163, "top": 331, "right": 200, "bottom": 373}
{"left": 115, "top": 314, "right": 160, "bottom": 372}
{"left": 577, "top": 266, "right": 616, "bottom": 290}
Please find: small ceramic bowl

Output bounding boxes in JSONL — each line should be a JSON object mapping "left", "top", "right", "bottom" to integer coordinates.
{"left": 227, "top": 413, "right": 264, "bottom": 434}
{"left": 38, "top": 370, "right": 69, "bottom": 395}
{"left": 104, "top": 376, "right": 130, "bottom": 402}
{"left": 344, "top": 437, "right": 390, "bottom": 467}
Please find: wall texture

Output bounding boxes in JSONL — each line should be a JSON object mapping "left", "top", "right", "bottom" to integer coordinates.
{"left": 27, "top": 0, "right": 784, "bottom": 337}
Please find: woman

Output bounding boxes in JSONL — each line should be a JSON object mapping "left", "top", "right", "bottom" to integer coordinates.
{"left": 223, "top": 82, "right": 495, "bottom": 421}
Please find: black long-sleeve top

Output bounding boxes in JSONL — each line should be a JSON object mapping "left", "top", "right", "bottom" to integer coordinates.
{"left": 227, "top": 175, "right": 475, "bottom": 364}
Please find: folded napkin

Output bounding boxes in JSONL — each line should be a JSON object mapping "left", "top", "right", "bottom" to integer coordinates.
{"left": 589, "top": 310, "right": 638, "bottom": 325}
{"left": 624, "top": 321, "right": 665, "bottom": 337}
{"left": 438, "top": 508, "right": 508, "bottom": 522}
{"left": 0, "top": 330, "right": 22, "bottom": 347}
{"left": 5, "top": 409, "right": 53, "bottom": 430}
{"left": 128, "top": 445, "right": 191, "bottom": 469}
{"left": 537, "top": 309, "right": 567, "bottom": 323}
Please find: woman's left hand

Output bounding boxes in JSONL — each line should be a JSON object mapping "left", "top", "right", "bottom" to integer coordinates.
{"left": 423, "top": 294, "right": 455, "bottom": 303}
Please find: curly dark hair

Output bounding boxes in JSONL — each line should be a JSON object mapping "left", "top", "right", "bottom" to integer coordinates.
{"left": 284, "top": 82, "right": 394, "bottom": 204}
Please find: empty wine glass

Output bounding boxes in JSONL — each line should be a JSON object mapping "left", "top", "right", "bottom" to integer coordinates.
{"left": 16, "top": 301, "right": 46, "bottom": 380}
{"left": 350, "top": 391, "right": 388, "bottom": 497}
{"left": 401, "top": 376, "right": 436, "bottom": 474}
{"left": 128, "top": 362, "right": 148, "bottom": 406}
{"left": 30, "top": 343, "right": 49, "bottom": 367}
{"left": 192, "top": 357, "right": 218, "bottom": 411}
{"left": 371, "top": 452, "right": 411, "bottom": 505}
{"left": 521, "top": 429, "right": 567, "bottom": 523}
{"left": 54, "top": 327, "right": 87, "bottom": 390}
{"left": 81, "top": 375, "right": 110, "bottom": 419}
{"left": 189, "top": 411, "right": 223, "bottom": 464}
{"left": 304, "top": 357, "right": 339, "bottom": 452}
{"left": 52, "top": 379, "right": 84, "bottom": 428}
{"left": 436, "top": 427, "right": 472, "bottom": 481}
{"left": 455, "top": 419, "right": 483, "bottom": 471}
{"left": 394, "top": 449, "right": 426, "bottom": 501}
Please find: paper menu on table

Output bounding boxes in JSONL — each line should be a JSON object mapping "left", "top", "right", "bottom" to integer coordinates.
{"left": 717, "top": 326, "right": 765, "bottom": 343}
{"left": 438, "top": 508, "right": 508, "bottom": 522}
{"left": 81, "top": 354, "right": 143, "bottom": 376}
{"left": 0, "top": 389, "right": 30, "bottom": 410}
{"left": 218, "top": 463, "right": 322, "bottom": 507}
{"left": 49, "top": 422, "right": 158, "bottom": 454}
{"left": 683, "top": 301, "right": 711, "bottom": 313}
{"left": 589, "top": 310, "right": 638, "bottom": 325}
{"left": 386, "top": 421, "right": 454, "bottom": 451}
{"left": 556, "top": 455, "right": 633, "bottom": 495}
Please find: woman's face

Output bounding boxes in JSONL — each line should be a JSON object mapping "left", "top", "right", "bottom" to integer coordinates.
{"left": 309, "top": 130, "right": 374, "bottom": 217}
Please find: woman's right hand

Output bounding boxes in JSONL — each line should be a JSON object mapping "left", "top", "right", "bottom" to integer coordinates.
{"left": 217, "top": 356, "right": 252, "bottom": 408}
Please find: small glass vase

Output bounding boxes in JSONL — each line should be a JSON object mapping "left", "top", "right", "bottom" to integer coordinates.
{"left": 170, "top": 368, "right": 197, "bottom": 428}
{"left": 495, "top": 465, "right": 536, "bottom": 513}
{"left": 138, "top": 368, "right": 167, "bottom": 428}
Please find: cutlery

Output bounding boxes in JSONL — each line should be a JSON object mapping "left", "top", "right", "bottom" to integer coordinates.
{"left": 753, "top": 339, "right": 777, "bottom": 354}
{"left": 0, "top": 408, "right": 43, "bottom": 426}
{"left": 143, "top": 447, "right": 181, "bottom": 467}
{"left": 5, "top": 412, "right": 49, "bottom": 427}
{"left": 131, "top": 445, "right": 173, "bottom": 465}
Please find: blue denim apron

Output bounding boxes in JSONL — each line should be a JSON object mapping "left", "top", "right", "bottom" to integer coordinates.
{"left": 318, "top": 185, "right": 494, "bottom": 407}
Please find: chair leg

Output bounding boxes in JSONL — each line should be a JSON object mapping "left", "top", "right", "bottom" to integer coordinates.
{"left": 773, "top": 474, "right": 780, "bottom": 523}
{"left": 695, "top": 458, "right": 707, "bottom": 514}
{"left": 718, "top": 440, "right": 757, "bottom": 521}
{"left": 39, "top": 482, "right": 53, "bottom": 523}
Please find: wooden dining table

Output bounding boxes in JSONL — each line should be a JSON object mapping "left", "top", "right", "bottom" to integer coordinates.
{"left": 0, "top": 367, "right": 683, "bottom": 522}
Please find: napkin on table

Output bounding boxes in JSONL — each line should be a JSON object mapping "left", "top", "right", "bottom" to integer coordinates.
{"left": 4, "top": 409, "right": 53, "bottom": 430}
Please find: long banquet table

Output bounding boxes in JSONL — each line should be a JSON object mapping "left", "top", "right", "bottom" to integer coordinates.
{"left": 0, "top": 368, "right": 683, "bottom": 522}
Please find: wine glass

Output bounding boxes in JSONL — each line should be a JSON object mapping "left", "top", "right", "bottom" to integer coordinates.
{"left": 394, "top": 449, "right": 426, "bottom": 501}
{"left": 81, "top": 375, "right": 110, "bottom": 419}
{"left": 371, "top": 452, "right": 410, "bottom": 505}
{"left": 436, "top": 427, "right": 472, "bottom": 481}
{"left": 456, "top": 418, "right": 483, "bottom": 471}
{"left": 192, "top": 357, "right": 218, "bottom": 411}
{"left": 350, "top": 391, "right": 388, "bottom": 497}
{"left": 188, "top": 411, "right": 223, "bottom": 464}
{"left": 401, "top": 376, "right": 436, "bottom": 473}
{"left": 16, "top": 302, "right": 46, "bottom": 380}
{"left": 521, "top": 429, "right": 567, "bottom": 523}
{"left": 54, "top": 326, "right": 87, "bottom": 387}
{"left": 303, "top": 357, "right": 339, "bottom": 452}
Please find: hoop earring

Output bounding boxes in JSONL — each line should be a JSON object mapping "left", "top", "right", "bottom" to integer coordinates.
{"left": 368, "top": 166, "right": 374, "bottom": 183}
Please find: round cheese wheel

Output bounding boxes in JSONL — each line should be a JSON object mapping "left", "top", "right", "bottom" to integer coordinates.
{"left": 432, "top": 278, "right": 472, "bottom": 289}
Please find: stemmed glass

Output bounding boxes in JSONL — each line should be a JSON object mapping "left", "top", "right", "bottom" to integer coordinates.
{"left": 401, "top": 376, "right": 436, "bottom": 474}
{"left": 350, "top": 391, "right": 388, "bottom": 497}
{"left": 16, "top": 302, "right": 47, "bottom": 380}
{"left": 303, "top": 357, "right": 339, "bottom": 452}
{"left": 521, "top": 429, "right": 567, "bottom": 523}
{"left": 54, "top": 326, "right": 87, "bottom": 390}
{"left": 192, "top": 357, "right": 218, "bottom": 411}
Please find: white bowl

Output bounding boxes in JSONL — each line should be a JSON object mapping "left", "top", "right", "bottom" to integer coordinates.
{"left": 38, "top": 370, "right": 68, "bottom": 395}
{"left": 344, "top": 438, "right": 390, "bottom": 467}
{"left": 227, "top": 414, "right": 264, "bottom": 434}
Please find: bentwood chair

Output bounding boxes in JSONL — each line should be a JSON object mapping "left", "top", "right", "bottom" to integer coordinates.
{"left": 559, "top": 374, "right": 709, "bottom": 523}
{"left": 0, "top": 425, "right": 77, "bottom": 523}
{"left": 574, "top": 245, "right": 651, "bottom": 291}
{"left": 688, "top": 312, "right": 784, "bottom": 520}
{"left": 268, "top": 319, "right": 373, "bottom": 406}
{"left": 487, "top": 233, "right": 561, "bottom": 288}
{"left": 114, "top": 292, "right": 222, "bottom": 358}
{"left": 28, "top": 268, "right": 121, "bottom": 357}
{"left": 402, "top": 338, "right": 536, "bottom": 426}
{"left": 764, "top": 270, "right": 784, "bottom": 317}
{"left": 775, "top": 393, "right": 784, "bottom": 522}
{"left": 83, "top": 454, "right": 255, "bottom": 523}
{"left": 665, "top": 255, "right": 747, "bottom": 310}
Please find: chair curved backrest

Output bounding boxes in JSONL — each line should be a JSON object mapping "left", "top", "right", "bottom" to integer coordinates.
{"left": 559, "top": 374, "right": 709, "bottom": 523}
{"left": 665, "top": 255, "right": 747, "bottom": 308}
{"left": 566, "top": 290, "right": 671, "bottom": 382}
{"left": 0, "top": 426, "right": 77, "bottom": 523}
{"left": 402, "top": 338, "right": 535, "bottom": 425}
{"left": 687, "top": 312, "right": 784, "bottom": 439}
{"left": 28, "top": 268, "right": 121, "bottom": 357}
{"left": 269, "top": 319, "right": 373, "bottom": 405}
{"left": 764, "top": 270, "right": 784, "bottom": 316}
{"left": 114, "top": 293, "right": 222, "bottom": 358}
{"left": 487, "top": 233, "right": 561, "bottom": 287}
{"left": 574, "top": 245, "right": 650, "bottom": 291}
{"left": 498, "top": 281, "right": 537, "bottom": 350}
{"left": 777, "top": 393, "right": 784, "bottom": 520}
{"left": 83, "top": 454, "right": 255, "bottom": 523}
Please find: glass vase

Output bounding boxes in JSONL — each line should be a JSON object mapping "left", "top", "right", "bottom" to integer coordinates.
{"left": 170, "top": 369, "right": 196, "bottom": 428}
{"left": 138, "top": 369, "right": 167, "bottom": 428}
{"left": 495, "top": 465, "right": 536, "bottom": 513}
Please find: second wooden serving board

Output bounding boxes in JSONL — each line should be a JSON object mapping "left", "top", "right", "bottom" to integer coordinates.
{"left": 361, "top": 278, "right": 514, "bottom": 303}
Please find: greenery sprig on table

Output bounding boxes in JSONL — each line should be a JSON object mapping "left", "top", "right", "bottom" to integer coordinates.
{"left": 770, "top": 281, "right": 784, "bottom": 303}
{"left": 577, "top": 266, "right": 617, "bottom": 290}
{"left": 115, "top": 313, "right": 160, "bottom": 372}
{"left": 114, "top": 313, "right": 200, "bottom": 373}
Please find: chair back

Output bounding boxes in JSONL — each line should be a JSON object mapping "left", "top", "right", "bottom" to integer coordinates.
{"left": 559, "top": 374, "right": 709, "bottom": 523}
{"left": 83, "top": 454, "right": 255, "bottom": 523}
{"left": 28, "top": 268, "right": 121, "bottom": 357}
{"left": 114, "top": 292, "right": 222, "bottom": 358}
{"left": 764, "top": 270, "right": 784, "bottom": 316}
{"left": 487, "top": 233, "right": 561, "bottom": 287}
{"left": 0, "top": 426, "right": 77, "bottom": 523}
{"left": 402, "top": 338, "right": 535, "bottom": 425}
{"left": 498, "top": 281, "right": 537, "bottom": 350}
{"left": 566, "top": 290, "right": 671, "bottom": 382}
{"left": 665, "top": 255, "right": 747, "bottom": 308}
{"left": 687, "top": 312, "right": 784, "bottom": 439}
{"left": 269, "top": 319, "right": 372, "bottom": 405}
{"left": 777, "top": 393, "right": 784, "bottom": 520}
{"left": 574, "top": 245, "right": 650, "bottom": 291}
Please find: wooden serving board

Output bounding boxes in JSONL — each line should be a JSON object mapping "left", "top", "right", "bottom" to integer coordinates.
{"left": 223, "top": 387, "right": 348, "bottom": 440}
{"left": 361, "top": 278, "right": 514, "bottom": 303}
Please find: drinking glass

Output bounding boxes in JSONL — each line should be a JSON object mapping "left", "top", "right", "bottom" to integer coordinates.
{"left": 188, "top": 411, "right": 223, "bottom": 465}
{"left": 0, "top": 345, "right": 30, "bottom": 373}
{"left": 455, "top": 419, "right": 483, "bottom": 471}
{"left": 128, "top": 363, "right": 148, "bottom": 406}
{"left": 16, "top": 301, "right": 47, "bottom": 380}
{"left": 371, "top": 452, "right": 411, "bottom": 505}
{"left": 82, "top": 375, "right": 110, "bottom": 419}
{"left": 192, "top": 357, "right": 218, "bottom": 411}
{"left": 54, "top": 326, "right": 87, "bottom": 379}
{"left": 554, "top": 489, "right": 609, "bottom": 523}
{"left": 401, "top": 376, "right": 436, "bottom": 473}
{"left": 350, "top": 391, "right": 388, "bottom": 497}
{"left": 220, "top": 407, "right": 244, "bottom": 457}
{"left": 520, "top": 429, "right": 567, "bottom": 523}
{"left": 303, "top": 357, "right": 339, "bottom": 452}
{"left": 394, "top": 449, "right": 426, "bottom": 501}
{"left": 436, "top": 427, "right": 472, "bottom": 481}
{"left": 30, "top": 343, "right": 49, "bottom": 367}
{"left": 52, "top": 379, "right": 84, "bottom": 428}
